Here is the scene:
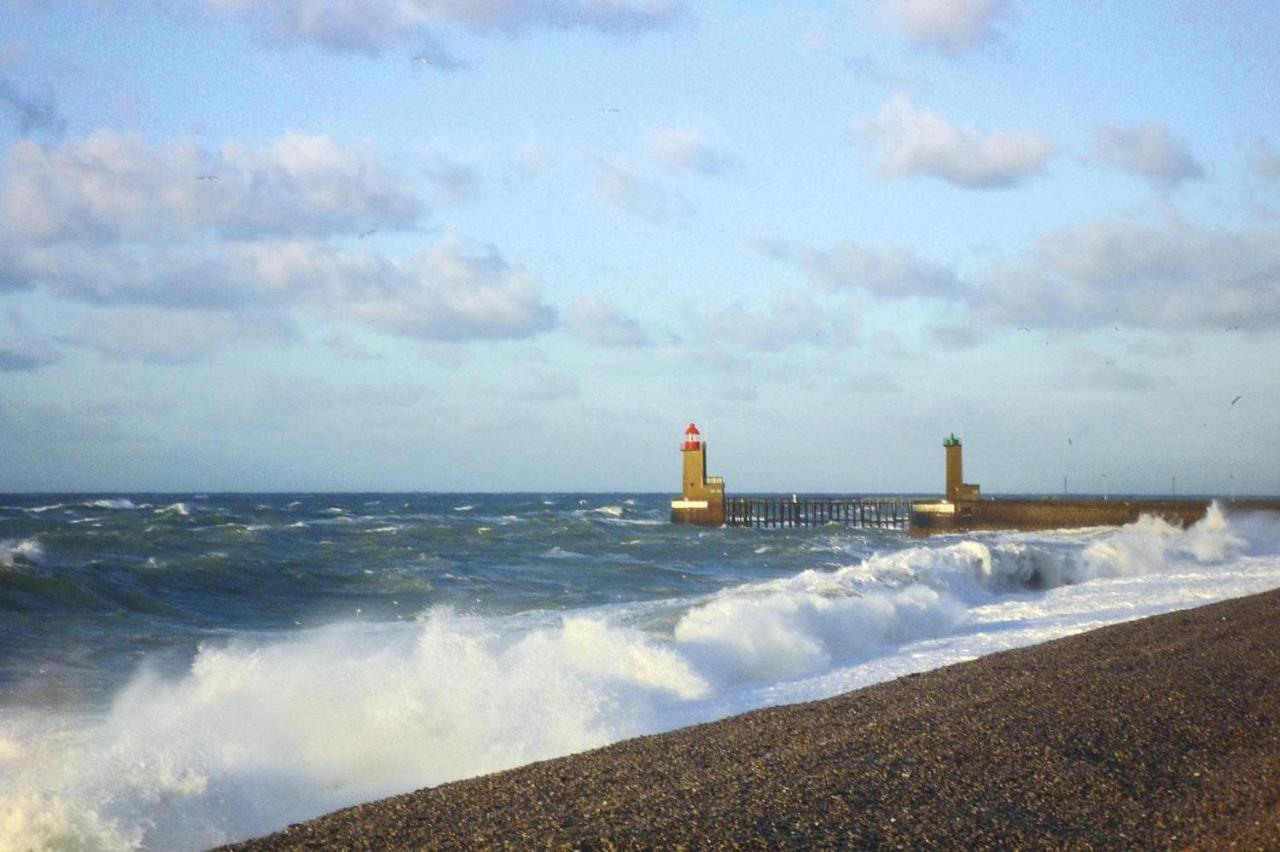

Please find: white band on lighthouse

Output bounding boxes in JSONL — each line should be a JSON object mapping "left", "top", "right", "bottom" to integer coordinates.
{"left": 670, "top": 499, "right": 709, "bottom": 510}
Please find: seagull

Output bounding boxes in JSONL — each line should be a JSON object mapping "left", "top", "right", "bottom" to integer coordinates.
{"left": 1016, "top": 326, "right": 1030, "bottom": 332}
{"left": 1231, "top": 395, "right": 1242, "bottom": 406}
{"left": 1068, "top": 438, "right": 1073, "bottom": 446}
{"left": 598, "top": 107, "right": 621, "bottom": 114}
{"left": 1226, "top": 325, "right": 1240, "bottom": 331}
{"left": 197, "top": 174, "right": 218, "bottom": 181}
{"left": 358, "top": 229, "right": 377, "bottom": 239}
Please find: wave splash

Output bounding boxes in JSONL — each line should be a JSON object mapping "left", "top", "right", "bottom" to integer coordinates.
{"left": 0, "top": 504, "right": 1270, "bottom": 850}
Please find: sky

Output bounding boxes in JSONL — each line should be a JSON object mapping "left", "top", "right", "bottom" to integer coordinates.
{"left": 0, "top": 0, "right": 1277, "bottom": 495}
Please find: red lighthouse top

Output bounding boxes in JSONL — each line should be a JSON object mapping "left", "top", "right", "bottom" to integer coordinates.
{"left": 682, "top": 422, "right": 703, "bottom": 451}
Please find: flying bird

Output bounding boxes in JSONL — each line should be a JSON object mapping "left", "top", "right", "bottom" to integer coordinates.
{"left": 358, "top": 229, "right": 377, "bottom": 240}
{"left": 197, "top": 174, "right": 218, "bottom": 181}
{"left": 1016, "top": 326, "right": 1030, "bottom": 332}
{"left": 1226, "top": 325, "right": 1240, "bottom": 331}
{"left": 1231, "top": 395, "right": 1242, "bottom": 406}
{"left": 598, "top": 107, "right": 621, "bottom": 114}
{"left": 1068, "top": 438, "right": 1073, "bottom": 446}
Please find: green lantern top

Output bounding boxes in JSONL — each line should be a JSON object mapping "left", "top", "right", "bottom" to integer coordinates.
{"left": 943, "top": 433, "right": 961, "bottom": 447}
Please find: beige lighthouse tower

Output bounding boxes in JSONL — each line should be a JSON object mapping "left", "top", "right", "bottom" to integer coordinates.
{"left": 944, "top": 433, "right": 981, "bottom": 503}
{"left": 670, "top": 422, "right": 726, "bottom": 526}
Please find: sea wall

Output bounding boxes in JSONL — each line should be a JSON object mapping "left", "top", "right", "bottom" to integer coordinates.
{"left": 910, "top": 498, "right": 1280, "bottom": 536}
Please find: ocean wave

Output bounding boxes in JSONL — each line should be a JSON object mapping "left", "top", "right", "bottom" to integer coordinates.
{"left": 155, "top": 502, "right": 192, "bottom": 517}
{"left": 85, "top": 498, "right": 141, "bottom": 511}
{"left": 0, "top": 537, "right": 43, "bottom": 570}
{"left": 2, "top": 505, "right": 1276, "bottom": 850}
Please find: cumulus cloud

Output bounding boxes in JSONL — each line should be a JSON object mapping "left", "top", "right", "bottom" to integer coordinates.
{"left": 66, "top": 308, "right": 297, "bottom": 365}
{"left": 205, "top": 0, "right": 686, "bottom": 54}
{"left": 877, "top": 0, "right": 1015, "bottom": 51}
{"left": 928, "top": 324, "right": 984, "bottom": 350}
{"left": 424, "top": 151, "right": 482, "bottom": 205}
{"left": 1062, "top": 349, "right": 1157, "bottom": 392}
{"left": 0, "top": 334, "right": 60, "bottom": 371}
{"left": 0, "top": 130, "right": 559, "bottom": 349}
{"left": 857, "top": 94, "right": 1052, "bottom": 188}
{"left": 648, "top": 127, "right": 730, "bottom": 175}
{"left": 700, "top": 290, "right": 856, "bottom": 351}
{"left": 0, "top": 77, "right": 63, "bottom": 137}
{"left": 2, "top": 130, "right": 421, "bottom": 242}
{"left": 564, "top": 296, "right": 650, "bottom": 346}
{"left": 802, "top": 240, "right": 965, "bottom": 299}
{"left": 592, "top": 157, "right": 689, "bottom": 222}
{"left": 1091, "top": 122, "right": 1203, "bottom": 188}
{"left": 978, "top": 220, "right": 1280, "bottom": 330}
{"left": 344, "top": 240, "right": 558, "bottom": 341}
{"left": 1251, "top": 138, "right": 1280, "bottom": 183}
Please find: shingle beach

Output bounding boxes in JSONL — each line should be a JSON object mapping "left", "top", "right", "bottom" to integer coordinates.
{"left": 230, "top": 588, "right": 1280, "bottom": 850}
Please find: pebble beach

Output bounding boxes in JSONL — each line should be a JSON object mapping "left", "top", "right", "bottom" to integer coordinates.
{"left": 231, "top": 587, "right": 1280, "bottom": 849}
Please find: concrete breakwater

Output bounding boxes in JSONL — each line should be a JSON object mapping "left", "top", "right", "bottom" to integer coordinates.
{"left": 670, "top": 423, "right": 1280, "bottom": 535}
{"left": 909, "top": 495, "right": 1280, "bottom": 536}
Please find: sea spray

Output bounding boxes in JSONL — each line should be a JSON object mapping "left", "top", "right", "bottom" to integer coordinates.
{"left": 1, "top": 495, "right": 1278, "bottom": 849}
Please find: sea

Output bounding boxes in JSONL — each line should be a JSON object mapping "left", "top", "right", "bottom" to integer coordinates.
{"left": 2, "top": 493, "right": 1280, "bottom": 850}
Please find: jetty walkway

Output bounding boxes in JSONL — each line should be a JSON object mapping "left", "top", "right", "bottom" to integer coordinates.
{"left": 723, "top": 496, "right": 915, "bottom": 530}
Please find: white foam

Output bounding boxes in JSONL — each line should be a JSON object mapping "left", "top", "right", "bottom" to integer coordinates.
{"left": 155, "top": 502, "right": 191, "bottom": 517}
{"left": 453, "top": 505, "right": 475, "bottom": 512}
{"left": 3, "top": 507, "right": 1278, "bottom": 850}
{"left": 0, "top": 538, "right": 43, "bottom": 570}
{"left": 85, "top": 498, "right": 139, "bottom": 511}
{"left": 593, "top": 506, "right": 624, "bottom": 517}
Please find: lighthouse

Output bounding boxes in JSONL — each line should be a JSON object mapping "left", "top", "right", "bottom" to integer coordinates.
{"left": 943, "top": 433, "right": 981, "bottom": 503}
{"left": 670, "top": 422, "right": 726, "bottom": 526}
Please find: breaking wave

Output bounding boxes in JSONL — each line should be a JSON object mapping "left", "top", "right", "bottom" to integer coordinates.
{"left": 0, "top": 537, "right": 43, "bottom": 570}
{"left": 1, "top": 505, "right": 1276, "bottom": 850}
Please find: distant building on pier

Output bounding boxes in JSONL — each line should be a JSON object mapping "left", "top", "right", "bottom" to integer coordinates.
{"left": 669, "top": 423, "right": 725, "bottom": 526}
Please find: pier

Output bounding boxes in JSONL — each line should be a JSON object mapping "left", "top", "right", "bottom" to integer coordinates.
{"left": 724, "top": 496, "right": 914, "bottom": 529}
{"left": 669, "top": 422, "right": 1280, "bottom": 535}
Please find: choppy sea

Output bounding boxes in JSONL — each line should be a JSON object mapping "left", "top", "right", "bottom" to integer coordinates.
{"left": 2, "top": 493, "right": 1279, "bottom": 849}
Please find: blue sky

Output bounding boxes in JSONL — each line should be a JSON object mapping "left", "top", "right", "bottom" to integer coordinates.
{"left": 1, "top": 0, "right": 1277, "bottom": 495}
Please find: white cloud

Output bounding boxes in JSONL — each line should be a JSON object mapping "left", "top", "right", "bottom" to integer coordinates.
{"left": 344, "top": 240, "right": 558, "bottom": 342}
{"left": 2, "top": 131, "right": 421, "bottom": 242}
{"left": 1251, "top": 138, "right": 1280, "bottom": 183}
{"left": 1062, "top": 349, "right": 1157, "bottom": 392}
{"left": 700, "top": 290, "right": 856, "bottom": 351}
{"left": 877, "top": 0, "right": 1015, "bottom": 51}
{"left": 205, "top": 0, "right": 686, "bottom": 54}
{"left": 0, "top": 76, "right": 63, "bottom": 136}
{"left": 592, "top": 157, "right": 688, "bottom": 222}
{"left": 978, "top": 220, "right": 1280, "bottom": 330}
{"left": 857, "top": 94, "right": 1052, "bottom": 188}
{"left": 424, "top": 151, "right": 482, "bottom": 205}
{"left": 928, "top": 324, "right": 984, "bottom": 350}
{"left": 0, "top": 334, "right": 59, "bottom": 371}
{"left": 1091, "top": 122, "right": 1203, "bottom": 188}
{"left": 0, "top": 130, "right": 559, "bottom": 349}
{"left": 802, "top": 240, "right": 964, "bottom": 299}
{"left": 648, "top": 127, "right": 730, "bottom": 175}
{"left": 67, "top": 307, "right": 297, "bottom": 365}
{"left": 564, "top": 296, "right": 650, "bottom": 347}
